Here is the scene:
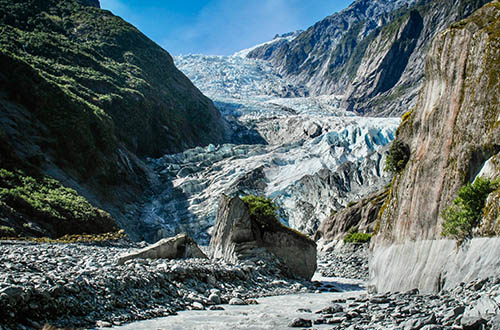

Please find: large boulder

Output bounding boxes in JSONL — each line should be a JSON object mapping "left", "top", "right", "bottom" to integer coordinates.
{"left": 118, "top": 233, "right": 207, "bottom": 265}
{"left": 209, "top": 195, "right": 317, "bottom": 280}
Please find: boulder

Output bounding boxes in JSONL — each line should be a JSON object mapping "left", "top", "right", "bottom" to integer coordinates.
{"left": 117, "top": 233, "right": 207, "bottom": 265}
{"left": 209, "top": 195, "right": 317, "bottom": 280}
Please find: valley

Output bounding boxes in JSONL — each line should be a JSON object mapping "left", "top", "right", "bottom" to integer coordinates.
{"left": 0, "top": 0, "right": 499, "bottom": 329}
{"left": 137, "top": 53, "right": 398, "bottom": 242}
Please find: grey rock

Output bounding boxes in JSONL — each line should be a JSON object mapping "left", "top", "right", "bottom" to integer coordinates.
{"left": 229, "top": 298, "right": 246, "bottom": 305}
{"left": 370, "top": 296, "right": 391, "bottom": 304}
{"left": 190, "top": 302, "right": 205, "bottom": 310}
{"left": 288, "top": 317, "right": 312, "bottom": 328}
{"left": 96, "top": 320, "right": 113, "bottom": 328}
{"left": 443, "top": 306, "right": 465, "bottom": 322}
{"left": 208, "top": 293, "right": 221, "bottom": 305}
{"left": 0, "top": 241, "right": 309, "bottom": 328}
{"left": 461, "top": 316, "right": 487, "bottom": 330}
{"left": 372, "top": 2, "right": 500, "bottom": 293}
{"left": 297, "top": 308, "right": 312, "bottom": 313}
{"left": 464, "top": 295, "right": 500, "bottom": 319}
{"left": 316, "top": 304, "right": 343, "bottom": 315}
{"left": 209, "top": 195, "right": 317, "bottom": 280}
{"left": 488, "top": 314, "right": 500, "bottom": 330}
{"left": 245, "top": 298, "right": 259, "bottom": 305}
{"left": 117, "top": 233, "right": 207, "bottom": 265}
{"left": 0, "top": 286, "right": 24, "bottom": 305}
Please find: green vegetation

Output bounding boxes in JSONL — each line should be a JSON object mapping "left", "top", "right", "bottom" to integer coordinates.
{"left": 1, "top": 230, "right": 126, "bottom": 243}
{"left": 241, "top": 195, "right": 279, "bottom": 229}
{"left": 241, "top": 195, "right": 312, "bottom": 242}
{"left": 385, "top": 140, "right": 411, "bottom": 173}
{"left": 441, "top": 177, "right": 499, "bottom": 241}
{"left": 344, "top": 227, "right": 373, "bottom": 244}
{"left": 0, "top": 168, "right": 117, "bottom": 237}
{"left": 0, "top": 225, "right": 16, "bottom": 237}
{"left": 401, "top": 109, "right": 414, "bottom": 123}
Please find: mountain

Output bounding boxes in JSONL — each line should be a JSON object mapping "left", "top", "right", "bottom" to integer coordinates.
{"left": 0, "top": 0, "right": 225, "bottom": 238}
{"left": 247, "top": 0, "right": 492, "bottom": 116}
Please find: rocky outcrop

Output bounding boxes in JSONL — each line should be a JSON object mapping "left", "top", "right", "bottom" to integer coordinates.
{"left": 376, "top": 2, "right": 500, "bottom": 244}
{"left": 248, "top": 0, "right": 491, "bottom": 116}
{"left": 315, "top": 188, "right": 388, "bottom": 243}
{"left": 117, "top": 233, "right": 207, "bottom": 265}
{"left": 209, "top": 195, "right": 317, "bottom": 280}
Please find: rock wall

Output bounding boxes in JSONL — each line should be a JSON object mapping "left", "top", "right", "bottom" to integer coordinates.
{"left": 371, "top": 2, "right": 500, "bottom": 293}
{"left": 371, "top": 238, "right": 500, "bottom": 293}
{"left": 377, "top": 2, "right": 500, "bottom": 244}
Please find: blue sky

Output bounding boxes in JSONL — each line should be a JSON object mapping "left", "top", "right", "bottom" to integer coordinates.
{"left": 100, "top": 0, "right": 353, "bottom": 56}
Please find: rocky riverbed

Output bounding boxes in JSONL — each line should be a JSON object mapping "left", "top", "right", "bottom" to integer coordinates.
{"left": 1, "top": 240, "right": 499, "bottom": 330}
{"left": 317, "top": 244, "right": 369, "bottom": 280}
{"left": 0, "top": 240, "right": 311, "bottom": 329}
{"left": 295, "top": 276, "right": 500, "bottom": 329}
{"left": 116, "top": 274, "right": 500, "bottom": 330}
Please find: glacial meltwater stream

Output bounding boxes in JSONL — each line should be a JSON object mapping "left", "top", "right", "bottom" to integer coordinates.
{"left": 114, "top": 276, "right": 365, "bottom": 330}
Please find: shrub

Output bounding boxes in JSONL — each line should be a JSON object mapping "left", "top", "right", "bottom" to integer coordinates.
{"left": 241, "top": 195, "right": 278, "bottom": 223}
{"left": 344, "top": 231, "right": 373, "bottom": 244}
{"left": 441, "top": 177, "right": 499, "bottom": 241}
{"left": 0, "top": 225, "right": 16, "bottom": 237}
{"left": 385, "top": 140, "right": 410, "bottom": 173}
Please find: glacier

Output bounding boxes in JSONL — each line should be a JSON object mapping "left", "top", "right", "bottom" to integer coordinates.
{"left": 137, "top": 51, "right": 399, "bottom": 243}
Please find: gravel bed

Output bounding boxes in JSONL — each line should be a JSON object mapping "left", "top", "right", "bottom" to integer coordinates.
{"left": 317, "top": 243, "right": 369, "bottom": 280}
{"left": 0, "top": 241, "right": 310, "bottom": 329}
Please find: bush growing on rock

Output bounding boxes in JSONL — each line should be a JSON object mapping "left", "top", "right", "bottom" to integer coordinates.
{"left": 344, "top": 227, "right": 373, "bottom": 244}
{"left": 385, "top": 140, "right": 410, "bottom": 173}
{"left": 441, "top": 177, "right": 499, "bottom": 241}
{"left": 241, "top": 195, "right": 279, "bottom": 226}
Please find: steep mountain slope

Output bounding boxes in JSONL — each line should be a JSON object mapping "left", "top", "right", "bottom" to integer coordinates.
{"left": 248, "top": 0, "right": 492, "bottom": 116}
{"left": 0, "top": 0, "right": 225, "bottom": 238}
{"left": 247, "top": 0, "right": 417, "bottom": 91}
{"left": 376, "top": 2, "right": 500, "bottom": 243}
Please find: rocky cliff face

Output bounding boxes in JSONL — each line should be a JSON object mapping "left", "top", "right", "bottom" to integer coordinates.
{"left": 0, "top": 0, "right": 225, "bottom": 238}
{"left": 247, "top": 0, "right": 418, "bottom": 96}
{"left": 376, "top": 2, "right": 500, "bottom": 243}
{"left": 315, "top": 189, "right": 388, "bottom": 244}
{"left": 248, "top": 0, "right": 492, "bottom": 116}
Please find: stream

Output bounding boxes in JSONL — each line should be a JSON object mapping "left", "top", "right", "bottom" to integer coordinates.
{"left": 113, "top": 276, "right": 365, "bottom": 330}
